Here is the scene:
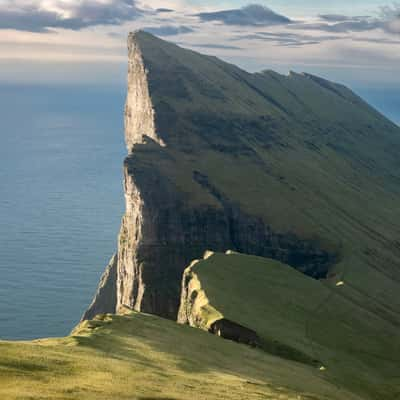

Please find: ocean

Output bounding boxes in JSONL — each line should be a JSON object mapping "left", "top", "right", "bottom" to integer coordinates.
{"left": 0, "top": 84, "right": 398, "bottom": 340}
{"left": 354, "top": 86, "right": 400, "bottom": 126}
{"left": 0, "top": 84, "right": 125, "bottom": 340}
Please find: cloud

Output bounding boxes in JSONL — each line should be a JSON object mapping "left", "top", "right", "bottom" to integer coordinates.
{"left": 196, "top": 4, "right": 291, "bottom": 26}
{"left": 386, "top": 18, "right": 400, "bottom": 33}
{"left": 380, "top": 3, "right": 400, "bottom": 19}
{"left": 0, "top": 0, "right": 142, "bottom": 32}
{"left": 294, "top": 20, "right": 381, "bottom": 33}
{"left": 232, "top": 31, "right": 341, "bottom": 47}
{"left": 185, "top": 43, "right": 242, "bottom": 50}
{"left": 143, "top": 25, "right": 194, "bottom": 36}
{"left": 351, "top": 37, "right": 400, "bottom": 45}
{"left": 380, "top": 3, "right": 400, "bottom": 33}
{"left": 319, "top": 14, "right": 370, "bottom": 23}
{"left": 296, "top": 6, "right": 400, "bottom": 35}
{"left": 156, "top": 8, "right": 174, "bottom": 13}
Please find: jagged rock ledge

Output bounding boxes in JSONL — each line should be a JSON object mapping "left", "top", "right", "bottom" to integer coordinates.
{"left": 177, "top": 254, "right": 260, "bottom": 348}
{"left": 82, "top": 254, "right": 118, "bottom": 321}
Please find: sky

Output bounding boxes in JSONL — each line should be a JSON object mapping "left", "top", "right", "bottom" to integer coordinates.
{"left": 0, "top": 1, "right": 399, "bottom": 87}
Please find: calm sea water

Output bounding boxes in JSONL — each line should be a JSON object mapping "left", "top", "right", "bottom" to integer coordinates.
{"left": 0, "top": 84, "right": 125, "bottom": 340}
{"left": 0, "top": 84, "right": 398, "bottom": 340}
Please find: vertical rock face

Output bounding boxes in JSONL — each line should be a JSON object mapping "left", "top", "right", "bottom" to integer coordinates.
{"left": 125, "top": 31, "right": 165, "bottom": 152}
{"left": 82, "top": 254, "right": 118, "bottom": 321}
{"left": 116, "top": 170, "right": 145, "bottom": 313}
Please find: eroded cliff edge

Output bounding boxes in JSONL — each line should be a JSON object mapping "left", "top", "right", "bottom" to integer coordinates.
{"left": 84, "top": 31, "right": 400, "bottom": 323}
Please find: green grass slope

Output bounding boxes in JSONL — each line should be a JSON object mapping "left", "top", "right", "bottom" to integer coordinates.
{"left": 0, "top": 311, "right": 357, "bottom": 400}
{"left": 130, "top": 31, "right": 400, "bottom": 328}
{"left": 181, "top": 252, "right": 400, "bottom": 400}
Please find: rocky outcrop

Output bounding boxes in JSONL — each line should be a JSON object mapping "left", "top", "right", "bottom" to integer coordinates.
{"left": 82, "top": 254, "right": 118, "bottom": 321}
{"left": 125, "top": 31, "right": 165, "bottom": 152}
{"left": 177, "top": 257, "right": 222, "bottom": 328}
{"left": 209, "top": 319, "right": 261, "bottom": 348}
{"left": 177, "top": 259, "right": 262, "bottom": 349}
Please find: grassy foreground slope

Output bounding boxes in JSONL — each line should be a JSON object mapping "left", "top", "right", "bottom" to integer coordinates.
{"left": 0, "top": 312, "right": 355, "bottom": 400}
{"left": 179, "top": 252, "right": 400, "bottom": 400}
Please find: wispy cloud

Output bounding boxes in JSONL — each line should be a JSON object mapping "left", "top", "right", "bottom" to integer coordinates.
{"left": 232, "top": 32, "right": 341, "bottom": 47}
{"left": 295, "top": 5, "right": 400, "bottom": 35}
{"left": 183, "top": 43, "right": 242, "bottom": 50}
{"left": 195, "top": 4, "right": 292, "bottom": 27}
{"left": 291, "top": 19, "right": 381, "bottom": 33}
{"left": 0, "top": 0, "right": 142, "bottom": 32}
{"left": 380, "top": 3, "right": 400, "bottom": 33}
{"left": 319, "top": 15, "right": 371, "bottom": 23}
{"left": 143, "top": 25, "right": 194, "bottom": 36}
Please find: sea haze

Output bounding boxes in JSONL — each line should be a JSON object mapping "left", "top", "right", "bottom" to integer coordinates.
{"left": 0, "top": 83, "right": 398, "bottom": 340}
{"left": 355, "top": 87, "right": 400, "bottom": 126}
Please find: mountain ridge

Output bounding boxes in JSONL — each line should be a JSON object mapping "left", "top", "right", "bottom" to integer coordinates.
{"left": 85, "top": 31, "right": 400, "bottom": 325}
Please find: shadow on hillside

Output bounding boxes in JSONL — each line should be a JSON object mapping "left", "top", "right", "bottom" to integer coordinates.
{"left": 72, "top": 312, "right": 333, "bottom": 397}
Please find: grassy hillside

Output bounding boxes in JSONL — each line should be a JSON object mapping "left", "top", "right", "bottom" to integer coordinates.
{"left": 127, "top": 32, "right": 400, "bottom": 322}
{"left": 180, "top": 252, "right": 400, "bottom": 400}
{"left": 0, "top": 311, "right": 357, "bottom": 400}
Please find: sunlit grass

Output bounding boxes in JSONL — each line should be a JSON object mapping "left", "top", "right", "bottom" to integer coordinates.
{"left": 0, "top": 312, "right": 349, "bottom": 400}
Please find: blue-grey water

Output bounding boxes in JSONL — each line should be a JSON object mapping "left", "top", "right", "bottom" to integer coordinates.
{"left": 355, "top": 86, "right": 400, "bottom": 126}
{"left": 0, "top": 84, "right": 125, "bottom": 340}
{"left": 0, "top": 84, "right": 398, "bottom": 340}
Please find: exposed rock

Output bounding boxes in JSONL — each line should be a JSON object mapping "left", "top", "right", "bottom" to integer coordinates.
{"left": 209, "top": 319, "right": 261, "bottom": 348}
{"left": 115, "top": 168, "right": 145, "bottom": 314}
{"left": 116, "top": 159, "right": 336, "bottom": 319}
{"left": 81, "top": 254, "right": 118, "bottom": 321}
{"left": 114, "top": 157, "right": 235, "bottom": 318}
{"left": 203, "top": 250, "right": 215, "bottom": 260}
{"left": 125, "top": 31, "right": 165, "bottom": 152}
{"left": 177, "top": 261, "right": 222, "bottom": 329}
